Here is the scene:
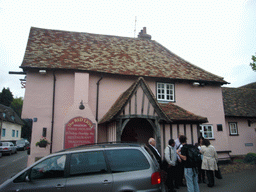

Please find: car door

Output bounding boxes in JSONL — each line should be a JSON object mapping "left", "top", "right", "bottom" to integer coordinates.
{"left": 65, "top": 150, "right": 113, "bottom": 192}
{"left": 10, "top": 143, "right": 15, "bottom": 153}
{"left": 105, "top": 148, "right": 156, "bottom": 192}
{"left": 17, "top": 154, "right": 67, "bottom": 192}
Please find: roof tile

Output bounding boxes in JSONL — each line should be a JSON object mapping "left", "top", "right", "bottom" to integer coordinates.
{"left": 21, "top": 27, "right": 227, "bottom": 84}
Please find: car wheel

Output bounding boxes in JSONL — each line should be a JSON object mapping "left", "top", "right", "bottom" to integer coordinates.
{"left": 8, "top": 152, "right": 12, "bottom": 156}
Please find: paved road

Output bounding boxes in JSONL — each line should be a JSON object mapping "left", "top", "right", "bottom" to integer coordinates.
{"left": 0, "top": 150, "right": 28, "bottom": 185}
{"left": 176, "top": 168, "right": 256, "bottom": 192}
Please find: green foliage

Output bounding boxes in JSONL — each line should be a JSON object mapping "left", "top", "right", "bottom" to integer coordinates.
{"left": 233, "top": 158, "right": 243, "bottom": 163}
{"left": 0, "top": 87, "right": 14, "bottom": 106}
{"left": 243, "top": 153, "right": 256, "bottom": 164}
{"left": 11, "top": 97, "right": 23, "bottom": 117}
{"left": 250, "top": 54, "right": 256, "bottom": 72}
{"left": 21, "top": 119, "right": 32, "bottom": 141}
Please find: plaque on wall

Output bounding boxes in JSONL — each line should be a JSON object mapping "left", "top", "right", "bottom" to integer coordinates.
{"left": 64, "top": 117, "right": 95, "bottom": 149}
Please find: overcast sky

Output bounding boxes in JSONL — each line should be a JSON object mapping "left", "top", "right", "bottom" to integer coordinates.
{"left": 1, "top": 0, "right": 256, "bottom": 98}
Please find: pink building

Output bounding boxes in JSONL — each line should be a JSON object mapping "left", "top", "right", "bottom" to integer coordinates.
{"left": 18, "top": 27, "right": 255, "bottom": 166}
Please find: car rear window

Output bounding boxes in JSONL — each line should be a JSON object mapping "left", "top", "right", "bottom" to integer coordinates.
{"left": 105, "top": 149, "right": 150, "bottom": 173}
{"left": 16, "top": 140, "right": 25, "bottom": 145}
{"left": 2, "top": 142, "right": 8, "bottom": 146}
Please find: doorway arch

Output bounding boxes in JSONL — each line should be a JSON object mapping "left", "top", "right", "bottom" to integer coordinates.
{"left": 121, "top": 118, "right": 154, "bottom": 144}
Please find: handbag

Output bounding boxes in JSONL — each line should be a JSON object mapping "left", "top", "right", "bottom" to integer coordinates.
{"left": 162, "top": 159, "right": 169, "bottom": 171}
{"left": 215, "top": 166, "right": 222, "bottom": 179}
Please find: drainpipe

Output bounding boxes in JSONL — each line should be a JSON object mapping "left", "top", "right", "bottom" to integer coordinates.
{"left": 50, "top": 71, "right": 56, "bottom": 153}
{"left": 0, "top": 118, "right": 2, "bottom": 140}
{"left": 96, "top": 75, "right": 103, "bottom": 122}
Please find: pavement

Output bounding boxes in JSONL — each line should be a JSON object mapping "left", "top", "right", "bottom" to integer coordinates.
{"left": 173, "top": 169, "right": 256, "bottom": 192}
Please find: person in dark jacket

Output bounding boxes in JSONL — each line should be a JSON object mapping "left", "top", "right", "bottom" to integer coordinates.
{"left": 148, "top": 138, "right": 162, "bottom": 166}
{"left": 196, "top": 136, "right": 206, "bottom": 183}
{"left": 177, "top": 135, "right": 200, "bottom": 192}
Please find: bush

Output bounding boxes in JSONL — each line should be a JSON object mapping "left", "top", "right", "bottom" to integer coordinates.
{"left": 243, "top": 153, "right": 256, "bottom": 164}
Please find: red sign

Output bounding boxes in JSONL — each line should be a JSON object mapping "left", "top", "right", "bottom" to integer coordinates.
{"left": 64, "top": 117, "right": 95, "bottom": 149}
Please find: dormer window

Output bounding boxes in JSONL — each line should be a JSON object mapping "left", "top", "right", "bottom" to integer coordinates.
{"left": 157, "top": 82, "right": 175, "bottom": 102}
{"left": 11, "top": 116, "right": 15, "bottom": 121}
{"left": 3, "top": 113, "right": 6, "bottom": 118}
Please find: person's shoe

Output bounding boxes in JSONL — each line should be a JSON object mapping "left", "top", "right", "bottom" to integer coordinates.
{"left": 180, "top": 183, "right": 186, "bottom": 187}
{"left": 207, "top": 184, "right": 213, "bottom": 187}
{"left": 202, "top": 179, "right": 206, "bottom": 183}
{"left": 175, "top": 185, "right": 179, "bottom": 189}
{"left": 198, "top": 179, "right": 202, "bottom": 183}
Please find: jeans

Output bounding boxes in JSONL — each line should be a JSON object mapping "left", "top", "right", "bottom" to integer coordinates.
{"left": 184, "top": 168, "right": 200, "bottom": 192}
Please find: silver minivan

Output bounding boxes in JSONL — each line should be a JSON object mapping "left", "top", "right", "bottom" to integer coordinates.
{"left": 0, "top": 143, "right": 165, "bottom": 192}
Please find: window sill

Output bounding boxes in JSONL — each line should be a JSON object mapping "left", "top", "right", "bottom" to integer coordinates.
{"left": 229, "top": 134, "right": 239, "bottom": 136}
{"left": 157, "top": 100, "right": 175, "bottom": 103}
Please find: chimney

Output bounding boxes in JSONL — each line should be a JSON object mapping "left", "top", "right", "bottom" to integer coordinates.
{"left": 138, "top": 27, "right": 151, "bottom": 40}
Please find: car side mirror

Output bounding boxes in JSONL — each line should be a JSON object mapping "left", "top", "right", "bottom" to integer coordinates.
{"left": 25, "top": 175, "right": 30, "bottom": 182}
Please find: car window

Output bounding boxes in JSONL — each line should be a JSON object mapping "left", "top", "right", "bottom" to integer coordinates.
{"left": 30, "top": 155, "right": 66, "bottom": 180}
{"left": 105, "top": 149, "right": 150, "bottom": 173}
{"left": 16, "top": 140, "right": 25, "bottom": 145}
{"left": 13, "top": 172, "right": 27, "bottom": 183}
{"left": 2, "top": 142, "right": 8, "bottom": 146}
{"left": 70, "top": 151, "right": 108, "bottom": 176}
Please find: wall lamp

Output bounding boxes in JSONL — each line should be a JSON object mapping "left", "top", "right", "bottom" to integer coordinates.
{"left": 79, "top": 100, "right": 85, "bottom": 110}
{"left": 193, "top": 82, "right": 200, "bottom": 86}
{"left": 39, "top": 70, "right": 47, "bottom": 75}
{"left": 192, "top": 82, "right": 205, "bottom": 86}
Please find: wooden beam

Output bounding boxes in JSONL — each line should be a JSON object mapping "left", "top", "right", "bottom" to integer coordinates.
{"left": 135, "top": 90, "right": 137, "bottom": 115}
{"left": 190, "top": 124, "right": 194, "bottom": 144}
{"left": 141, "top": 92, "right": 145, "bottom": 115}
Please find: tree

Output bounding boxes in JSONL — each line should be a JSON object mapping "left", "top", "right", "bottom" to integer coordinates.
{"left": 0, "top": 87, "right": 14, "bottom": 107}
{"left": 11, "top": 97, "right": 23, "bottom": 118}
{"left": 250, "top": 53, "right": 256, "bottom": 72}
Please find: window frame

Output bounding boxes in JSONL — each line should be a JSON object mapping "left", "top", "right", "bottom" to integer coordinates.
{"left": 156, "top": 82, "right": 175, "bottom": 102}
{"left": 200, "top": 124, "right": 214, "bottom": 139}
{"left": 12, "top": 130, "right": 15, "bottom": 137}
{"left": 229, "top": 122, "right": 238, "bottom": 136}
{"left": 2, "top": 128, "right": 6, "bottom": 137}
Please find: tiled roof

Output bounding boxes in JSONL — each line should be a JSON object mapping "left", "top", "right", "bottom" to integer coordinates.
{"left": 0, "top": 104, "right": 24, "bottom": 125}
{"left": 99, "top": 77, "right": 208, "bottom": 124}
{"left": 21, "top": 27, "right": 227, "bottom": 84}
{"left": 159, "top": 102, "right": 208, "bottom": 123}
{"left": 99, "top": 77, "right": 171, "bottom": 124}
{"left": 239, "top": 82, "right": 256, "bottom": 89}
{"left": 222, "top": 86, "right": 256, "bottom": 117}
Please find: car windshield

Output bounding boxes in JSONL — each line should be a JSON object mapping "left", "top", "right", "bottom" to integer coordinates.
{"left": 16, "top": 140, "right": 25, "bottom": 145}
{"left": 2, "top": 142, "right": 9, "bottom": 146}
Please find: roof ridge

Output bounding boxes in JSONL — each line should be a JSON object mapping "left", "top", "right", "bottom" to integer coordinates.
{"left": 30, "top": 26, "right": 151, "bottom": 42}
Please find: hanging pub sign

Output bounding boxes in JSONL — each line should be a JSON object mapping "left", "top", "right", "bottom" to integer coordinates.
{"left": 64, "top": 117, "right": 95, "bottom": 149}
